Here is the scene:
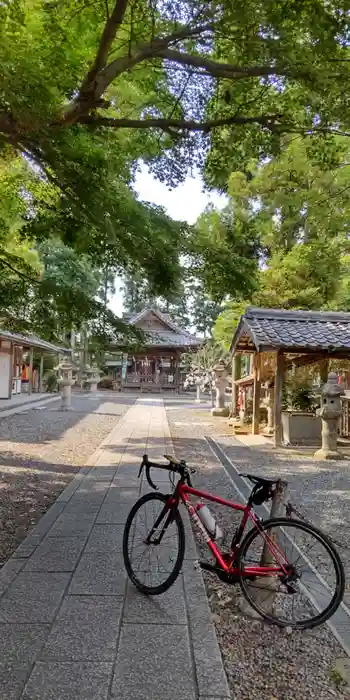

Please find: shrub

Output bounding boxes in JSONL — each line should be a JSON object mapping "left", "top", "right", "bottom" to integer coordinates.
{"left": 46, "top": 371, "right": 58, "bottom": 393}
{"left": 98, "top": 376, "right": 113, "bottom": 390}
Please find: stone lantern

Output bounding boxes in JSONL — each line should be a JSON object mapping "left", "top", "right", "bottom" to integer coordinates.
{"left": 84, "top": 364, "right": 101, "bottom": 392}
{"left": 211, "top": 363, "right": 229, "bottom": 417}
{"left": 58, "top": 357, "right": 75, "bottom": 411}
{"left": 314, "top": 372, "right": 345, "bottom": 460}
{"left": 262, "top": 380, "right": 274, "bottom": 436}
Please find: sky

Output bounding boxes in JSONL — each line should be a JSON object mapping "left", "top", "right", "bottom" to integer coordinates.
{"left": 109, "top": 162, "right": 227, "bottom": 317}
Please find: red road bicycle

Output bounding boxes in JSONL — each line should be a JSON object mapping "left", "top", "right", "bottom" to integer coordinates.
{"left": 123, "top": 454, "right": 345, "bottom": 629}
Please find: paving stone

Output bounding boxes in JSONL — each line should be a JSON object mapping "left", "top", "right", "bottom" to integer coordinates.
{"left": 0, "top": 572, "right": 70, "bottom": 623}
{"left": 29, "top": 502, "right": 67, "bottom": 541}
{"left": 42, "top": 595, "right": 123, "bottom": 661}
{"left": 69, "top": 552, "right": 126, "bottom": 595}
{"left": 48, "top": 514, "right": 95, "bottom": 538}
{"left": 12, "top": 544, "right": 37, "bottom": 560}
{"left": 103, "top": 485, "right": 140, "bottom": 502}
{"left": 112, "top": 624, "right": 195, "bottom": 700}
{"left": 84, "top": 524, "right": 124, "bottom": 553}
{"left": 183, "top": 567, "right": 230, "bottom": 698}
{"left": 96, "top": 501, "right": 133, "bottom": 525}
{"left": 22, "top": 661, "right": 113, "bottom": 700}
{"left": 25, "top": 537, "right": 86, "bottom": 572}
{"left": 114, "top": 465, "right": 140, "bottom": 479}
{"left": 112, "top": 475, "right": 140, "bottom": 490}
{"left": 0, "top": 667, "right": 29, "bottom": 700}
{"left": 0, "top": 625, "right": 48, "bottom": 698}
{"left": 0, "top": 624, "right": 49, "bottom": 666}
{"left": 0, "top": 560, "right": 25, "bottom": 596}
{"left": 85, "top": 467, "right": 118, "bottom": 480}
{"left": 123, "top": 578, "right": 187, "bottom": 625}
{"left": 180, "top": 511, "right": 199, "bottom": 560}
{"left": 57, "top": 473, "right": 86, "bottom": 502}
{"left": 74, "top": 479, "right": 111, "bottom": 496}
{"left": 183, "top": 566, "right": 212, "bottom": 622}
{"left": 61, "top": 497, "right": 104, "bottom": 518}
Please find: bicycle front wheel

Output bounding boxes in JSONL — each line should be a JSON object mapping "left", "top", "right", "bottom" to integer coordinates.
{"left": 238, "top": 517, "right": 345, "bottom": 629}
{"left": 123, "top": 492, "right": 185, "bottom": 595}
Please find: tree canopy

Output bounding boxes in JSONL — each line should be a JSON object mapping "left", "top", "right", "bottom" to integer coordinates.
{"left": 213, "top": 134, "right": 350, "bottom": 348}
{"left": 1, "top": 1, "right": 350, "bottom": 347}
{"left": 2, "top": 0, "right": 349, "bottom": 167}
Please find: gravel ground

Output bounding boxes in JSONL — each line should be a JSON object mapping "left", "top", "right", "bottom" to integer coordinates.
{"left": 0, "top": 392, "right": 134, "bottom": 566}
{"left": 214, "top": 434, "right": 350, "bottom": 607}
{"left": 165, "top": 400, "right": 349, "bottom": 700}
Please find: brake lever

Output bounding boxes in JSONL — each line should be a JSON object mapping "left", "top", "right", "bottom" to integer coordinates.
{"left": 146, "top": 465, "right": 158, "bottom": 491}
{"left": 138, "top": 454, "right": 148, "bottom": 479}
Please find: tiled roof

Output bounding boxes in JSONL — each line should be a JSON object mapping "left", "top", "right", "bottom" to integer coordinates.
{"left": 120, "top": 307, "right": 201, "bottom": 348}
{"left": 127, "top": 307, "right": 186, "bottom": 334}
{"left": 143, "top": 330, "right": 201, "bottom": 348}
{"left": 231, "top": 308, "right": 350, "bottom": 353}
{"left": 0, "top": 329, "right": 70, "bottom": 354}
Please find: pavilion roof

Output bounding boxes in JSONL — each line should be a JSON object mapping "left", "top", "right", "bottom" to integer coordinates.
{"left": 231, "top": 308, "right": 350, "bottom": 354}
{"left": 118, "top": 307, "right": 201, "bottom": 349}
{"left": 0, "top": 329, "right": 70, "bottom": 354}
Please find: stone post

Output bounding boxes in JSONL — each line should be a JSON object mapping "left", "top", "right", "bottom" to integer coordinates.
{"left": 314, "top": 372, "right": 345, "bottom": 460}
{"left": 195, "top": 375, "right": 202, "bottom": 403}
{"left": 238, "top": 387, "right": 246, "bottom": 427}
{"left": 211, "top": 363, "right": 229, "bottom": 417}
{"left": 262, "top": 381, "right": 275, "bottom": 435}
{"left": 58, "top": 358, "right": 75, "bottom": 411}
{"left": 240, "top": 479, "right": 288, "bottom": 618}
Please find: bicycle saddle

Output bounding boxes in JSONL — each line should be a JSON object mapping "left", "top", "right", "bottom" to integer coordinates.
{"left": 240, "top": 473, "right": 280, "bottom": 486}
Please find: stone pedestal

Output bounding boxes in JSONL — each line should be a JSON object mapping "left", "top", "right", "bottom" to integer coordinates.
{"left": 195, "top": 377, "right": 202, "bottom": 403}
{"left": 83, "top": 364, "right": 101, "bottom": 392}
{"left": 58, "top": 358, "right": 75, "bottom": 411}
{"left": 262, "top": 383, "right": 274, "bottom": 435}
{"left": 87, "top": 380, "right": 98, "bottom": 392}
{"left": 211, "top": 363, "right": 229, "bottom": 417}
{"left": 314, "top": 372, "right": 344, "bottom": 460}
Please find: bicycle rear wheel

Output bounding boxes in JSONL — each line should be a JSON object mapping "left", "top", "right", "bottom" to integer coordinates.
{"left": 123, "top": 492, "right": 185, "bottom": 595}
{"left": 238, "top": 517, "right": 345, "bottom": 629}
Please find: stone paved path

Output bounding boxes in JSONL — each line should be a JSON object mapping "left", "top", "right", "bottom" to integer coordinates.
{"left": 0, "top": 397, "right": 230, "bottom": 700}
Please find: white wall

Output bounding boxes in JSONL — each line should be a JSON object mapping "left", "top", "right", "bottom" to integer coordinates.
{"left": 0, "top": 352, "right": 11, "bottom": 399}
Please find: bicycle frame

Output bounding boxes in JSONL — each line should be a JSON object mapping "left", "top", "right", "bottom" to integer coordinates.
{"left": 175, "top": 481, "right": 289, "bottom": 577}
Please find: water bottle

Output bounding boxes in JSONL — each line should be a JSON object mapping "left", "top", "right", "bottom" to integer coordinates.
{"left": 196, "top": 504, "right": 223, "bottom": 542}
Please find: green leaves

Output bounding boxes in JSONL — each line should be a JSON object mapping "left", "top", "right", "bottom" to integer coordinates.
{"left": 189, "top": 203, "right": 260, "bottom": 302}
{"left": 213, "top": 301, "right": 248, "bottom": 350}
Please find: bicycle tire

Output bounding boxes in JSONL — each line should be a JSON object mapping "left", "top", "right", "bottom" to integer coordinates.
{"left": 123, "top": 492, "right": 185, "bottom": 595}
{"left": 238, "top": 516, "right": 345, "bottom": 629}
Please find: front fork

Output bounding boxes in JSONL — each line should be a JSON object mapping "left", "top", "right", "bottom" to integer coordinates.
{"left": 145, "top": 496, "right": 177, "bottom": 545}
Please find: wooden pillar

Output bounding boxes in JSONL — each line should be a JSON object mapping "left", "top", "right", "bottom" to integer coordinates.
{"left": 274, "top": 350, "right": 285, "bottom": 448}
{"left": 320, "top": 358, "right": 329, "bottom": 384}
{"left": 231, "top": 354, "right": 240, "bottom": 417}
{"left": 252, "top": 352, "right": 262, "bottom": 435}
{"left": 175, "top": 352, "right": 180, "bottom": 393}
{"left": 39, "top": 353, "right": 44, "bottom": 393}
{"left": 28, "top": 347, "right": 34, "bottom": 395}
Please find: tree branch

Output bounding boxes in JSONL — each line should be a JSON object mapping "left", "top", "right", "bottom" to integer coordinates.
{"left": 0, "top": 257, "right": 40, "bottom": 284}
{"left": 78, "top": 112, "right": 284, "bottom": 133}
{"left": 155, "top": 49, "right": 309, "bottom": 81}
{"left": 79, "top": 0, "right": 130, "bottom": 95}
{"left": 67, "top": 23, "right": 213, "bottom": 120}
